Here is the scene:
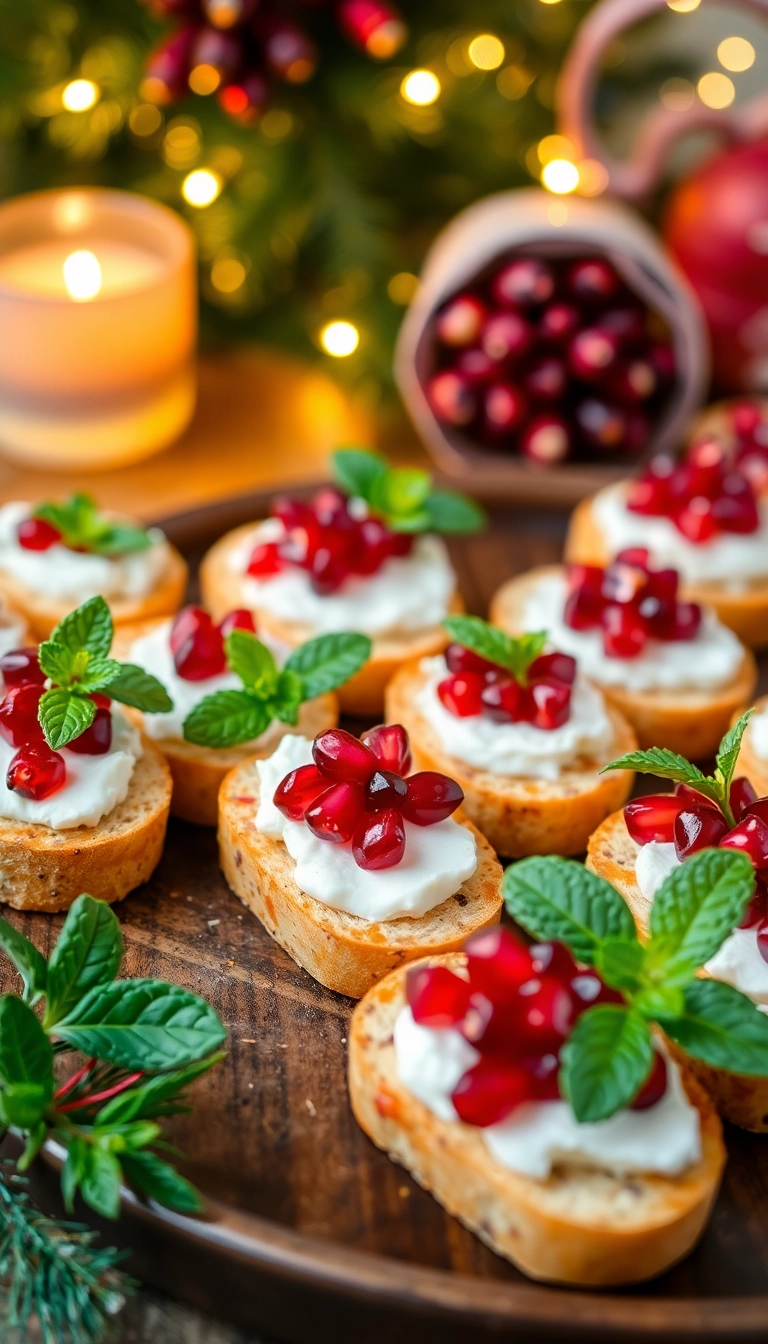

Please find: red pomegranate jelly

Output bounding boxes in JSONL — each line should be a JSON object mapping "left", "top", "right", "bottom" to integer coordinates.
{"left": 626, "top": 438, "right": 760, "bottom": 542}
{"left": 437, "top": 644, "right": 576, "bottom": 729}
{"left": 565, "top": 549, "right": 701, "bottom": 657}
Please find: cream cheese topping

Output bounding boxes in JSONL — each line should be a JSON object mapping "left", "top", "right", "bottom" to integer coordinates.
{"left": 748, "top": 705, "right": 768, "bottom": 762}
{"left": 255, "top": 734, "right": 477, "bottom": 921}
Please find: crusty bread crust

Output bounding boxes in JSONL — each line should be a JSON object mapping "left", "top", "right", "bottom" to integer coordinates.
{"left": 385, "top": 659, "right": 636, "bottom": 858}
{"left": 735, "top": 694, "right": 768, "bottom": 799}
{"left": 348, "top": 955, "right": 725, "bottom": 1286}
{"left": 200, "top": 522, "right": 461, "bottom": 716}
{"left": 587, "top": 810, "right": 768, "bottom": 1132}
{"left": 564, "top": 492, "right": 768, "bottom": 650}
{"left": 0, "top": 737, "right": 172, "bottom": 912}
{"left": 0, "top": 544, "right": 188, "bottom": 641}
{"left": 114, "top": 619, "right": 338, "bottom": 826}
{"left": 218, "top": 758, "right": 503, "bottom": 999}
{"left": 490, "top": 564, "right": 757, "bottom": 759}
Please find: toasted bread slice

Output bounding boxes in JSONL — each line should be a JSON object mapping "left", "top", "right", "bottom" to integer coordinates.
{"left": 114, "top": 619, "right": 338, "bottom": 826}
{"left": 200, "top": 522, "right": 461, "bottom": 716}
{"left": 0, "top": 737, "right": 172, "bottom": 913}
{"left": 218, "top": 758, "right": 502, "bottom": 998}
{"left": 490, "top": 565, "right": 757, "bottom": 759}
{"left": 564, "top": 492, "right": 768, "bottom": 649}
{"left": 588, "top": 810, "right": 768, "bottom": 1132}
{"left": 348, "top": 955, "right": 725, "bottom": 1286}
{"left": 385, "top": 659, "right": 636, "bottom": 858}
{"left": 735, "top": 695, "right": 768, "bottom": 799}
{"left": 0, "top": 544, "right": 188, "bottom": 642}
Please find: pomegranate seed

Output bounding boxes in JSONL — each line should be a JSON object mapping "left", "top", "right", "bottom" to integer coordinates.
{"left": 564, "top": 588, "right": 602, "bottom": 631}
{"left": 483, "top": 382, "right": 527, "bottom": 435}
{"left": 170, "top": 606, "right": 208, "bottom": 655}
{"left": 173, "top": 609, "right": 227, "bottom": 681}
{"left": 480, "top": 677, "right": 527, "bottom": 722}
{"left": 272, "top": 496, "right": 312, "bottom": 531}
{"left": 625, "top": 794, "right": 684, "bottom": 845}
{"left": 312, "top": 487, "right": 348, "bottom": 526}
{"left": 407, "top": 964, "right": 471, "bottom": 1027}
{"left": 438, "top": 672, "right": 485, "bottom": 718}
{"left": 426, "top": 370, "right": 477, "bottom": 426}
{"left": 66, "top": 706, "right": 112, "bottom": 756}
{"left": 273, "top": 763, "right": 327, "bottom": 821}
{"left": 520, "top": 414, "right": 571, "bottom": 464}
{"left": 731, "top": 777, "right": 758, "bottom": 821}
{"left": 721, "top": 814, "right": 768, "bottom": 869}
{"left": 0, "top": 685, "right": 45, "bottom": 747}
{"left": 364, "top": 769, "right": 408, "bottom": 813}
{"left": 481, "top": 312, "right": 533, "bottom": 364}
{"left": 732, "top": 401, "right": 763, "bottom": 437}
{"left": 219, "top": 609, "right": 256, "bottom": 637}
{"left": 360, "top": 724, "right": 411, "bottom": 776}
{"left": 744, "top": 879, "right": 768, "bottom": 930}
{"left": 530, "top": 680, "right": 571, "bottom": 729}
{"left": 7, "top": 743, "right": 66, "bottom": 799}
{"left": 530, "top": 941, "right": 579, "bottom": 981}
{"left": 630, "top": 1051, "right": 668, "bottom": 1111}
{"left": 445, "top": 644, "right": 501, "bottom": 677}
{"left": 570, "top": 971, "right": 623, "bottom": 1015}
{"left": 247, "top": 540, "right": 283, "bottom": 577}
{"left": 312, "top": 728, "right": 376, "bottom": 784}
{"left": 602, "top": 603, "right": 647, "bottom": 658}
{"left": 528, "top": 652, "right": 576, "bottom": 685}
{"left": 675, "top": 499, "right": 717, "bottom": 544}
{"left": 352, "top": 807, "right": 406, "bottom": 870}
{"left": 602, "top": 559, "right": 646, "bottom": 605}
{"left": 674, "top": 805, "right": 729, "bottom": 860}
{"left": 17, "top": 517, "right": 62, "bottom": 551}
{"left": 400, "top": 772, "right": 463, "bottom": 826}
{"left": 435, "top": 294, "right": 487, "bottom": 348}
{"left": 0, "top": 648, "right": 45, "bottom": 688}
{"left": 465, "top": 927, "right": 533, "bottom": 998}
{"left": 491, "top": 258, "right": 555, "bottom": 309}
{"left": 451, "top": 1057, "right": 535, "bottom": 1128}
{"left": 567, "top": 258, "right": 618, "bottom": 302}
{"left": 305, "top": 781, "right": 365, "bottom": 844}
{"left": 516, "top": 974, "right": 574, "bottom": 1054}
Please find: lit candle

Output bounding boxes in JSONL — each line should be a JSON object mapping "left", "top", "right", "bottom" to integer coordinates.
{"left": 0, "top": 189, "right": 197, "bottom": 470}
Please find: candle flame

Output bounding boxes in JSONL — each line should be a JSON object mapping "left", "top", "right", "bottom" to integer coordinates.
{"left": 63, "top": 250, "right": 102, "bottom": 302}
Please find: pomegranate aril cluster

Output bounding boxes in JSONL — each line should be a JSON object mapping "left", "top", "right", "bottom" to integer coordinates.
{"left": 426, "top": 254, "right": 676, "bottom": 465}
{"left": 407, "top": 927, "right": 666, "bottom": 1127}
{"left": 724, "top": 400, "right": 768, "bottom": 491}
{"left": 627, "top": 437, "right": 760, "bottom": 543}
{"left": 273, "top": 725, "right": 463, "bottom": 871}
{"left": 566, "top": 548, "right": 701, "bottom": 657}
{"left": 0, "top": 648, "right": 60, "bottom": 799}
{"left": 247, "top": 487, "right": 413, "bottom": 595}
{"left": 437, "top": 645, "right": 575, "bottom": 730}
{"left": 170, "top": 605, "right": 256, "bottom": 681}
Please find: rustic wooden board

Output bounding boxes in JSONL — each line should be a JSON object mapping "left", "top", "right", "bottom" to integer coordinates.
{"left": 3, "top": 489, "right": 768, "bottom": 1344}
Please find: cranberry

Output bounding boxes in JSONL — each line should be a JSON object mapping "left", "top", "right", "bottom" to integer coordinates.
{"left": 438, "top": 672, "right": 485, "bottom": 717}
{"left": 451, "top": 1057, "right": 536, "bottom": 1128}
{"left": 172, "top": 607, "right": 227, "bottom": 681}
{"left": 520, "top": 414, "right": 571, "bottom": 464}
{"left": 530, "top": 680, "right": 571, "bottom": 729}
{"left": 602, "top": 603, "right": 646, "bottom": 658}
{"left": 66, "top": 706, "right": 112, "bottom": 756}
{"left": 483, "top": 382, "right": 527, "bottom": 435}
{"left": 425, "top": 370, "right": 477, "bottom": 426}
{"left": 273, "top": 763, "right": 327, "bottom": 821}
{"left": 481, "top": 312, "right": 533, "bottom": 364}
{"left": 731, "top": 776, "right": 758, "bottom": 821}
{"left": 360, "top": 724, "right": 411, "bottom": 776}
{"left": 610, "top": 359, "right": 657, "bottom": 404}
{"left": 491, "top": 258, "right": 555, "bottom": 309}
{"left": 7, "top": 743, "right": 66, "bottom": 799}
{"left": 576, "top": 398, "right": 626, "bottom": 451}
{"left": 538, "top": 302, "right": 579, "bottom": 344}
{"left": 0, "top": 648, "right": 45, "bottom": 688}
{"left": 528, "top": 652, "right": 576, "bottom": 685}
{"left": 524, "top": 356, "right": 567, "bottom": 403}
{"left": 625, "top": 794, "right": 684, "bottom": 845}
{"left": 312, "top": 728, "right": 376, "bottom": 784}
{"left": 630, "top": 1051, "right": 668, "bottom": 1111}
{"left": 435, "top": 294, "right": 487, "bottom": 348}
{"left": 407, "top": 964, "right": 471, "bottom": 1027}
{"left": 598, "top": 306, "right": 647, "bottom": 343}
{"left": 674, "top": 805, "right": 729, "bottom": 860}
{"left": 455, "top": 347, "right": 497, "bottom": 385}
{"left": 400, "top": 772, "right": 463, "bottom": 826}
{"left": 569, "top": 328, "right": 619, "bottom": 380}
{"left": 305, "top": 781, "right": 365, "bottom": 844}
{"left": 17, "top": 517, "right": 62, "bottom": 551}
{"left": 721, "top": 814, "right": 768, "bottom": 869}
{"left": 0, "top": 684, "right": 45, "bottom": 747}
{"left": 567, "top": 258, "right": 619, "bottom": 303}
{"left": 364, "top": 769, "right": 408, "bottom": 813}
{"left": 219, "top": 608, "right": 257, "bottom": 637}
{"left": 352, "top": 807, "right": 406, "bottom": 870}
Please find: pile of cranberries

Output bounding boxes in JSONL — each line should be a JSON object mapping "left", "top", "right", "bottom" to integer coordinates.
{"left": 247, "top": 487, "right": 413, "bottom": 595}
{"left": 273, "top": 725, "right": 463, "bottom": 870}
{"left": 437, "top": 643, "right": 576, "bottom": 730}
{"left": 425, "top": 254, "right": 676, "bottom": 465}
{"left": 565, "top": 549, "right": 701, "bottom": 658}
{"left": 627, "top": 438, "right": 761, "bottom": 544}
{"left": 407, "top": 927, "right": 667, "bottom": 1126}
{"left": 170, "top": 606, "right": 256, "bottom": 681}
{"left": 626, "top": 778, "right": 768, "bottom": 954}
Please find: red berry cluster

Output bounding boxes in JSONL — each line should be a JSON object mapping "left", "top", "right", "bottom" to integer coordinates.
{"left": 437, "top": 644, "right": 576, "bottom": 730}
{"left": 565, "top": 548, "right": 701, "bottom": 658}
{"left": 273, "top": 725, "right": 463, "bottom": 871}
{"left": 425, "top": 255, "right": 676, "bottom": 466}
{"left": 720, "top": 400, "right": 768, "bottom": 490}
{"left": 142, "top": 0, "right": 405, "bottom": 125}
{"left": 626, "top": 779, "right": 768, "bottom": 956}
{"left": 407, "top": 927, "right": 667, "bottom": 1127}
{"left": 627, "top": 438, "right": 760, "bottom": 544}
{"left": 247, "top": 487, "right": 413, "bottom": 596}
{"left": 170, "top": 605, "right": 255, "bottom": 681}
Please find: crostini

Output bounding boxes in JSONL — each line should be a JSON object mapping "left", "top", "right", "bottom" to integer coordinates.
{"left": 490, "top": 551, "right": 755, "bottom": 759}
{"left": 219, "top": 724, "right": 502, "bottom": 998}
{"left": 0, "top": 596, "right": 173, "bottom": 911}
{"left": 200, "top": 448, "right": 483, "bottom": 715}
{"left": 385, "top": 615, "right": 636, "bottom": 857}
{"left": 736, "top": 695, "right": 768, "bottom": 800}
{"left": 0, "top": 493, "right": 187, "bottom": 639}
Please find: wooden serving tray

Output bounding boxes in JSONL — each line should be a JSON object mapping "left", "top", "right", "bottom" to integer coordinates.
{"left": 4, "top": 489, "right": 768, "bottom": 1344}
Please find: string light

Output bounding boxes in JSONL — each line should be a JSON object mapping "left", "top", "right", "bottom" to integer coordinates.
{"left": 129, "top": 104, "right": 163, "bottom": 137}
{"left": 62, "top": 251, "right": 102, "bottom": 302}
{"left": 388, "top": 272, "right": 419, "bottom": 304}
{"left": 717, "top": 37, "right": 755, "bottom": 72}
{"left": 211, "top": 257, "right": 247, "bottom": 293}
{"left": 320, "top": 320, "right": 360, "bottom": 356}
{"left": 697, "top": 72, "right": 736, "bottom": 109}
{"left": 188, "top": 64, "right": 221, "bottom": 95}
{"left": 541, "top": 159, "right": 579, "bottom": 194}
{"left": 401, "top": 70, "right": 441, "bottom": 106}
{"left": 537, "top": 134, "right": 575, "bottom": 165}
{"left": 467, "top": 35, "right": 505, "bottom": 71}
{"left": 62, "top": 80, "right": 99, "bottom": 112}
{"left": 576, "top": 159, "right": 609, "bottom": 196}
{"left": 181, "top": 168, "right": 222, "bottom": 207}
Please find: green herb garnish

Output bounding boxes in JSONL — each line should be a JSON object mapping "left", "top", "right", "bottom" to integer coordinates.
{"left": 443, "top": 614, "right": 547, "bottom": 684}
{"left": 332, "top": 447, "right": 485, "bottom": 535}
{"left": 33, "top": 494, "right": 152, "bottom": 556}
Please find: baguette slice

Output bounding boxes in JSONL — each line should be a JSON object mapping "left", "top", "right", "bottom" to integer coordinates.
{"left": 385, "top": 659, "right": 636, "bottom": 857}
{"left": 0, "top": 543, "right": 188, "bottom": 641}
{"left": 0, "top": 737, "right": 172, "bottom": 913}
{"left": 588, "top": 810, "right": 768, "bottom": 1132}
{"left": 218, "top": 758, "right": 503, "bottom": 999}
{"left": 200, "top": 522, "right": 461, "bottom": 716}
{"left": 349, "top": 954, "right": 725, "bottom": 1286}
{"left": 564, "top": 490, "right": 768, "bottom": 650}
{"left": 735, "top": 694, "right": 768, "bottom": 799}
{"left": 114, "top": 619, "right": 337, "bottom": 826}
{"left": 491, "top": 564, "right": 757, "bottom": 759}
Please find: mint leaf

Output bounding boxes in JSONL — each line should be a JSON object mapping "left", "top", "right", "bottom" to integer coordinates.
{"left": 660, "top": 979, "right": 768, "bottom": 1075}
{"left": 424, "top": 489, "right": 485, "bottom": 534}
{"left": 442, "top": 616, "right": 546, "bottom": 683}
{"left": 561, "top": 1005, "right": 654, "bottom": 1123}
{"left": 80, "top": 1147, "right": 122, "bottom": 1220}
{"left": 74, "top": 657, "right": 123, "bottom": 694}
{"left": 0, "top": 996, "right": 54, "bottom": 1112}
{"left": 0, "top": 916, "right": 47, "bottom": 1005}
{"left": 96, "top": 1054, "right": 224, "bottom": 1125}
{"left": 224, "top": 631, "right": 278, "bottom": 694}
{"left": 55, "top": 979, "right": 227, "bottom": 1071}
{"left": 0, "top": 1082, "right": 54, "bottom": 1130}
{"left": 601, "top": 747, "right": 722, "bottom": 809}
{"left": 38, "top": 640, "right": 77, "bottom": 686}
{"left": 269, "top": 669, "right": 304, "bottom": 726}
{"left": 106, "top": 663, "right": 173, "bottom": 713}
{"left": 594, "top": 938, "right": 645, "bottom": 995}
{"left": 35, "top": 495, "right": 151, "bottom": 557}
{"left": 370, "top": 466, "right": 432, "bottom": 521}
{"left": 183, "top": 690, "right": 271, "bottom": 748}
{"left": 39, "top": 688, "right": 95, "bottom": 750}
{"left": 284, "top": 631, "right": 371, "bottom": 700}
{"left": 647, "top": 849, "right": 755, "bottom": 986}
{"left": 332, "top": 448, "right": 388, "bottom": 501}
{"left": 52, "top": 596, "right": 113, "bottom": 659}
{"left": 61, "top": 1135, "right": 88, "bottom": 1212}
{"left": 715, "top": 710, "right": 754, "bottom": 803}
{"left": 122, "top": 1150, "right": 204, "bottom": 1214}
{"left": 94, "top": 523, "right": 152, "bottom": 556}
{"left": 503, "top": 856, "right": 637, "bottom": 965}
{"left": 44, "top": 894, "right": 124, "bottom": 1028}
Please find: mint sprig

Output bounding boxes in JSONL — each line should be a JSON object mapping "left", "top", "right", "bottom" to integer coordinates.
{"left": 36, "top": 596, "right": 172, "bottom": 750}
{"left": 332, "top": 447, "right": 484, "bottom": 535}
{"left": 602, "top": 711, "right": 754, "bottom": 828}
{"left": 504, "top": 849, "right": 765, "bottom": 1123}
{"left": 33, "top": 494, "right": 151, "bottom": 556}
{"left": 443, "top": 614, "right": 548, "bottom": 685}
{"left": 182, "top": 628, "right": 371, "bottom": 749}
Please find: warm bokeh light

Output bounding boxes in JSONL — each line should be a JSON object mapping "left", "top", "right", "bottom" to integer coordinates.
{"left": 537, "top": 0, "right": 562, "bottom": 6}
{"left": 697, "top": 72, "right": 736, "bottom": 109}
{"left": 182, "top": 168, "right": 222, "bottom": 207}
{"left": 129, "top": 103, "right": 163, "bottom": 138}
{"left": 211, "top": 257, "right": 247, "bottom": 293}
{"left": 320, "top": 320, "right": 360, "bottom": 356}
{"left": 164, "top": 121, "right": 201, "bottom": 168}
{"left": 537, "top": 134, "right": 575, "bottom": 165}
{"left": 667, "top": 0, "right": 701, "bottom": 11}
{"left": 365, "top": 19, "right": 406, "bottom": 59}
{"left": 63, "top": 250, "right": 102, "bottom": 302}
{"left": 62, "top": 79, "right": 99, "bottom": 112}
{"left": 541, "top": 158, "right": 579, "bottom": 194}
{"left": 468, "top": 35, "right": 505, "bottom": 71}
{"left": 388, "top": 272, "right": 419, "bottom": 304}
{"left": 401, "top": 70, "right": 441, "bottom": 106}
{"left": 576, "top": 158, "right": 609, "bottom": 196}
{"left": 717, "top": 37, "right": 756, "bottom": 72}
{"left": 261, "top": 109, "right": 293, "bottom": 140}
{"left": 188, "top": 63, "right": 222, "bottom": 95}
{"left": 659, "top": 77, "right": 695, "bottom": 111}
